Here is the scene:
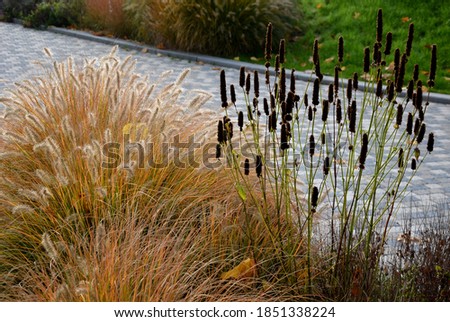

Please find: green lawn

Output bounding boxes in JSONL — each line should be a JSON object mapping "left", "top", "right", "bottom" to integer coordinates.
{"left": 277, "top": 0, "right": 449, "bottom": 94}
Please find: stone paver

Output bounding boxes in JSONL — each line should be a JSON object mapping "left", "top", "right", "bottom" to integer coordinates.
{"left": 1, "top": 22, "right": 449, "bottom": 234}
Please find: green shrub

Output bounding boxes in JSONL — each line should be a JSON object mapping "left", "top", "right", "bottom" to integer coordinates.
{"left": 125, "top": 0, "right": 300, "bottom": 56}
{"left": 2, "top": 0, "right": 42, "bottom": 20}
{"left": 23, "top": 0, "right": 84, "bottom": 28}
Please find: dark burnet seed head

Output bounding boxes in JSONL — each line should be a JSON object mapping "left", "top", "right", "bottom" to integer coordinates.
{"left": 427, "top": 132, "right": 434, "bottom": 153}
{"left": 328, "top": 84, "right": 334, "bottom": 103}
{"left": 309, "top": 134, "right": 315, "bottom": 158}
{"left": 280, "top": 123, "right": 290, "bottom": 151}
{"left": 322, "top": 99, "right": 329, "bottom": 122}
{"left": 349, "top": 100, "right": 357, "bottom": 133}
{"left": 265, "top": 23, "right": 273, "bottom": 62}
{"left": 336, "top": 99, "right": 342, "bottom": 124}
{"left": 364, "top": 47, "right": 371, "bottom": 73}
{"left": 338, "top": 36, "right": 344, "bottom": 63}
{"left": 406, "top": 23, "right": 414, "bottom": 57}
{"left": 216, "top": 144, "right": 221, "bottom": 159}
{"left": 312, "top": 78, "right": 320, "bottom": 106}
{"left": 406, "top": 113, "right": 413, "bottom": 135}
{"left": 245, "top": 73, "right": 251, "bottom": 95}
{"left": 279, "top": 39, "right": 286, "bottom": 64}
{"left": 347, "top": 79, "right": 353, "bottom": 104}
{"left": 377, "top": 8, "right": 383, "bottom": 43}
{"left": 359, "top": 132, "right": 369, "bottom": 169}
{"left": 323, "top": 156, "right": 330, "bottom": 175}
{"left": 255, "top": 155, "right": 262, "bottom": 177}
{"left": 239, "top": 67, "right": 245, "bottom": 88}
{"left": 395, "top": 104, "right": 403, "bottom": 128}
{"left": 230, "top": 84, "right": 236, "bottom": 105}
{"left": 313, "top": 39, "right": 320, "bottom": 65}
{"left": 311, "top": 186, "right": 319, "bottom": 209}
{"left": 220, "top": 70, "right": 228, "bottom": 108}
{"left": 238, "top": 111, "right": 244, "bottom": 131}
{"left": 217, "top": 120, "right": 224, "bottom": 143}
{"left": 428, "top": 44, "right": 437, "bottom": 87}
{"left": 417, "top": 123, "right": 426, "bottom": 144}
{"left": 353, "top": 72, "right": 359, "bottom": 90}
{"left": 254, "top": 70, "right": 259, "bottom": 98}
{"left": 398, "top": 148, "right": 404, "bottom": 168}
{"left": 384, "top": 32, "right": 393, "bottom": 56}
{"left": 263, "top": 98, "right": 269, "bottom": 116}
{"left": 244, "top": 158, "right": 250, "bottom": 175}
{"left": 411, "top": 158, "right": 417, "bottom": 170}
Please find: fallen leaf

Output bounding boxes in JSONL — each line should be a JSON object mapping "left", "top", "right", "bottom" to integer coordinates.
{"left": 353, "top": 12, "right": 361, "bottom": 19}
{"left": 233, "top": 56, "right": 240, "bottom": 61}
{"left": 250, "top": 56, "right": 260, "bottom": 62}
{"left": 444, "top": 77, "right": 450, "bottom": 82}
{"left": 221, "top": 258, "right": 256, "bottom": 280}
{"left": 324, "top": 56, "right": 335, "bottom": 63}
{"left": 316, "top": 3, "right": 323, "bottom": 9}
{"left": 385, "top": 61, "right": 395, "bottom": 72}
{"left": 401, "top": 17, "right": 411, "bottom": 23}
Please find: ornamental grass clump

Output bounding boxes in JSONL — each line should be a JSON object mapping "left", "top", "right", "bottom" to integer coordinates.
{"left": 216, "top": 8, "right": 440, "bottom": 299}
{"left": 1, "top": 47, "right": 300, "bottom": 301}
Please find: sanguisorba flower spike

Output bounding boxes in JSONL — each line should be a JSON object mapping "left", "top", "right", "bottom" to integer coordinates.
{"left": 338, "top": 36, "right": 344, "bottom": 63}
{"left": 220, "top": 70, "right": 228, "bottom": 107}
{"left": 428, "top": 44, "right": 437, "bottom": 88}
{"left": 377, "top": 8, "right": 383, "bottom": 43}
{"left": 406, "top": 23, "right": 414, "bottom": 57}
{"left": 384, "top": 32, "right": 392, "bottom": 56}
{"left": 264, "top": 22, "right": 272, "bottom": 64}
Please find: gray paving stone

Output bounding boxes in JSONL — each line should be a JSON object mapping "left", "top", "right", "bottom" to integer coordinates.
{"left": 1, "top": 22, "right": 449, "bottom": 234}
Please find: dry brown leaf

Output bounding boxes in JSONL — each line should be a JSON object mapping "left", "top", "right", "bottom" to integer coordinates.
{"left": 221, "top": 258, "right": 256, "bottom": 280}
{"left": 401, "top": 17, "right": 411, "bottom": 23}
{"left": 324, "top": 56, "right": 335, "bottom": 63}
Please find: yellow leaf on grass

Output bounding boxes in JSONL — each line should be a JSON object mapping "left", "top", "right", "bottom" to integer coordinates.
{"left": 324, "top": 56, "right": 335, "bottom": 63}
{"left": 221, "top": 258, "right": 256, "bottom": 280}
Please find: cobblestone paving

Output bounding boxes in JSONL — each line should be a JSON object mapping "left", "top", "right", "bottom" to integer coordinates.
{"left": 1, "top": 22, "right": 449, "bottom": 237}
